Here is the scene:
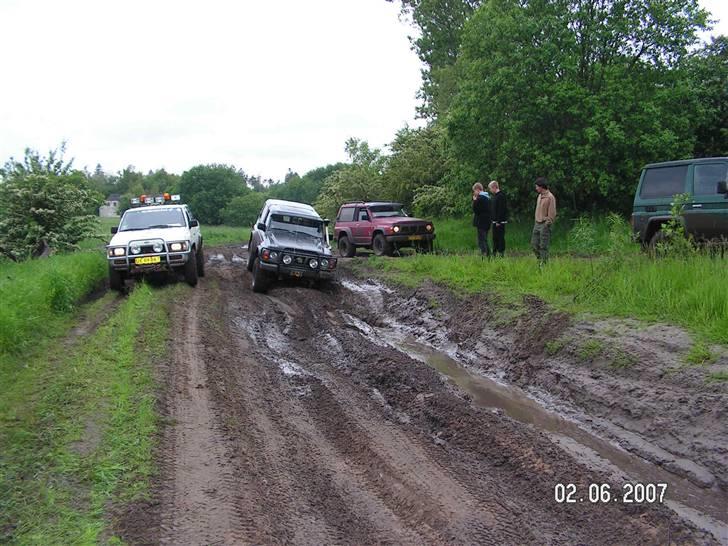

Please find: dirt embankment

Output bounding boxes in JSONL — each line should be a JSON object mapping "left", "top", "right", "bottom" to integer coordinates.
{"left": 113, "top": 245, "right": 723, "bottom": 545}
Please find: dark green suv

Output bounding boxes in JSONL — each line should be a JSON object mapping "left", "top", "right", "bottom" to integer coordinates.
{"left": 632, "top": 157, "right": 728, "bottom": 248}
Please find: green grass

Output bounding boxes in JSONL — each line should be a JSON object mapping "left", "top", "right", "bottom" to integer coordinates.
{"left": 707, "top": 371, "right": 728, "bottom": 382}
{"left": 0, "top": 283, "right": 174, "bottom": 545}
{"left": 0, "top": 252, "right": 107, "bottom": 357}
{"left": 685, "top": 343, "right": 716, "bottom": 365}
{"left": 202, "top": 225, "right": 250, "bottom": 246}
{"left": 364, "top": 253, "right": 728, "bottom": 345}
{"left": 545, "top": 338, "right": 568, "bottom": 356}
{"left": 578, "top": 339, "right": 604, "bottom": 361}
{"left": 432, "top": 215, "right": 635, "bottom": 256}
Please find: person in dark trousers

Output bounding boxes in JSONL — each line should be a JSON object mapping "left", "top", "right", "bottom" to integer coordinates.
{"left": 472, "top": 182, "right": 491, "bottom": 256}
{"left": 531, "top": 177, "right": 557, "bottom": 265}
{"left": 488, "top": 180, "right": 508, "bottom": 256}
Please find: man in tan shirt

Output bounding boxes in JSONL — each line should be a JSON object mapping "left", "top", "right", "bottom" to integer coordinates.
{"left": 531, "top": 177, "right": 556, "bottom": 264}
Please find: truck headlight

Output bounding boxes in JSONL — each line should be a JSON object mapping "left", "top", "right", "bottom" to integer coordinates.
{"left": 426, "top": 224, "right": 433, "bottom": 232}
{"left": 152, "top": 242, "right": 164, "bottom": 253}
{"left": 309, "top": 259, "right": 318, "bottom": 269}
{"left": 109, "top": 247, "right": 126, "bottom": 257}
{"left": 169, "top": 242, "right": 188, "bottom": 251}
{"left": 320, "top": 258, "right": 329, "bottom": 269}
{"left": 283, "top": 254, "right": 292, "bottom": 265}
{"left": 130, "top": 244, "right": 141, "bottom": 255}
{"left": 393, "top": 226, "right": 400, "bottom": 233}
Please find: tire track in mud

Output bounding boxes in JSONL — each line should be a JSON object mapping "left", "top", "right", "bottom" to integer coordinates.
{"left": 136, "top": 245, "right": 718, "bottom": 545}
{"left": 158, "top": 288, "right": 240, "bottom": 545}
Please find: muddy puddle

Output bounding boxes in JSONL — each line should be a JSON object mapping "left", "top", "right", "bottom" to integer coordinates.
{"left": 340, "top": 289, "right": 727, "bottom": 540}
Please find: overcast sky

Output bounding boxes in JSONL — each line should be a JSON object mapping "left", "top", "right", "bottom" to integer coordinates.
{"left": 0, "top": 0, "right": 725, "bottom": 183}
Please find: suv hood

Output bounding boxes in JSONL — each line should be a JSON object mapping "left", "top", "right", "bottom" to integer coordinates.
{"left": 266, "top": 231, "right": 331, "bottom": 255}
{"left": 374, "top": 217, "right": 431, "bottom": 226}
{"left": 108, "top": 227, "right": 190, "bottom": 247}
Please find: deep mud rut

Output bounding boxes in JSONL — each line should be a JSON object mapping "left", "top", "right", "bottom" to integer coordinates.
{"left": 117, "top": 245, "right": 726, "bottom": 545}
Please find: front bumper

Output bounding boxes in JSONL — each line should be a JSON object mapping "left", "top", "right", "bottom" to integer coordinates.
{"left": 259, "top": 261, "right": 336, "bottom": 280}
{"left": 108, "top": 250, "right": 191, "bottom": 274}
{"left": 385, "top": 233, "right": 436, "bottom": 244}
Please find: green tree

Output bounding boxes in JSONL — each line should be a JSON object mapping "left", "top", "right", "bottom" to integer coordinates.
{"left": 388, "top": 0, "right": 482, "bottom": 117}
{"left": 222, "top": 192, "right": 268, "bottom": 226}
{"left": 178, "top": 164, "right": 248, "bottom": 225}
{"left": 0, "top": 146, "right": 102, "bottom": 260}
{"left": 315, "top": 139, "right": 387, "bottom": 219}
{"left": 687, "top": 36, "right": 728, "bottom": 157}
{"left": 383, "top": 124, "right": 450, "bottom": 205}
{"left": 447, "top": 0, "right": 708, "bottom": 215}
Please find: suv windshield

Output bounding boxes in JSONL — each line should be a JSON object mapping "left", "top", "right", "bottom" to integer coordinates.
{"left": 269, "top": 214, "right": 323, "bottom": 239}
{"left": 119, "top": 208, "right": 186, "bottom": 231}
{"left": 370, "top": 204, "right": 408, "bottom": 218}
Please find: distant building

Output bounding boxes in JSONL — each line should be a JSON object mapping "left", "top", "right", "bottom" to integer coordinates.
{"left": 99, "top": 193, "right": 121, "bottom": 217}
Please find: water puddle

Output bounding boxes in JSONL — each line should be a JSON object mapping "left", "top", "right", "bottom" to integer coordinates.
{"left": 381, "top": 331, "right": 728, "bottom": 539}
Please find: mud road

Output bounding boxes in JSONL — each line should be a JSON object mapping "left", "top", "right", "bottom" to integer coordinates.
{"left": 116, "top": 245, "right": 725, "bottom": 545}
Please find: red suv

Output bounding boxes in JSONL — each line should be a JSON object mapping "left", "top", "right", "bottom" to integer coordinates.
{"left": 334, "top": 202, "right": 435, "bottom": 257}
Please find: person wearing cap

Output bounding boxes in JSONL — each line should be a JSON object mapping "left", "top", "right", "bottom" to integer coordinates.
{"left": 531, "top": 177, "right": 556, "bottom": 264}
{"left": 488, "top": 180, "right": 508, "bottom": 257}
{"left": 472, "top": 182, "right": 491, "bottom": 256}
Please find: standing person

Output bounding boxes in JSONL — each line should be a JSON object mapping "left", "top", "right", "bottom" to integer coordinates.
{"left": 488, "top": 180, "right": 508, "bottom": 257}
{"left": 472, "top": 182, "right": 491, "bottom": 257}
{"left": 531, "top": 177, "right": 556, "bottom": 265}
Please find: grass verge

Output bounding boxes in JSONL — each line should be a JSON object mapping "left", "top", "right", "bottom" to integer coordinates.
{"left": 0, "top": 252, "right": 107, "bottom": 356}
{"left": 363, "top": 253, "right": 728, "bottom": 345}
{"left": 0, "top": 282, "right": 174, "bottom": 545}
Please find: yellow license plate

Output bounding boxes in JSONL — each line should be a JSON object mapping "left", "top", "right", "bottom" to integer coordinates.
{"left": 408, "top": 235, "right": 423, "bottom": 241}
{"left": 134, "top": 256, "right": 161, "bottom": 265}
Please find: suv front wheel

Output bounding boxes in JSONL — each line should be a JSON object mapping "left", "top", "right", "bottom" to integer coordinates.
{"left": 372, "top": 233, "right": 393, "bottom": 257}
{"left": 184, "top": 249, "right": 199, "bottom": 286}
{"left": 338, "top": 236, "right": 356, "bottom": 258}
{"left": 251, "top": 257, "right": 268, "bottom": 293}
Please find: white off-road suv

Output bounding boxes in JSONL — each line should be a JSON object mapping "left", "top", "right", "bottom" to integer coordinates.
{"left": 106, "top": 197, "right": 204, "bottom": 291}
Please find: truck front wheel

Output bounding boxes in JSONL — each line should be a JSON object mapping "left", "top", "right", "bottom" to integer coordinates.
{"left": 109, "top": 266, "right": 124, "bottom": 292}
{"left": 185, "top": 249, "right": 199, "bottom": 286}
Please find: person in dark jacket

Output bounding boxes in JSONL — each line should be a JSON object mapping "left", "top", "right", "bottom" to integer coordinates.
{"left": 488, "top": 180, "right": 508, "bottom": 256}
{"left": 472, "top": 182, "right": 491, "bottom": 256}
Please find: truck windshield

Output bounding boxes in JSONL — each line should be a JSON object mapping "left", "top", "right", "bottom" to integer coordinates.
{"left": 370, "top": 205, "right": 408, "bottom": 218}
{"left": 119, "top": 208, "right": 186, "bottom": 231}
{"left": 269, "top": 214, "right": 323, "bottom": 239}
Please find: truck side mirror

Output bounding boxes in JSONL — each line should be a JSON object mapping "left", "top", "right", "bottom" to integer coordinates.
{"left": 111, "top": 226, "right": 118, "bottom": 234}
{"left": 189, "top": 219, "right": 199, "bottom": 227}
{"left": 323, "top": 218, "right": 330, "bottom": 225}
{"left": 257, "top": 222, "right": 267, "bottom": 231}
{"left": 718, "top": 181, "right": 727, "bottom": 194}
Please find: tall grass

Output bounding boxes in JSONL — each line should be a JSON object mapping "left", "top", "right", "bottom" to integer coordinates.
{"left": 432, "top": 215, "right": 635, "bottom": 255}
{"left": 0, "top": 252, "right": 107, "bottom": 356}
{"left": 368, "top": 253, "right": 728, "bottom": 344}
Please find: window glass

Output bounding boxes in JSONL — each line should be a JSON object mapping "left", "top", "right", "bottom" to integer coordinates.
{"left": 694, "top": 164, "right": 728, "bottom": 196}
{"left": 357, "top": 209, "right": 370, "bottom": 221}
{"left": 269, "top": 214, "right": 323, "bottom": 239}
{"left": 370, "top": 204, "right": 408, "bottom": 218}
{"left": 338, "top": 207, "right": 355, "bottom": 222}
{"left": 639, "top": 166, "right": 688, "bottom": 198}
{"left": 119, "top": 207, "right": 186, "bottom": 231}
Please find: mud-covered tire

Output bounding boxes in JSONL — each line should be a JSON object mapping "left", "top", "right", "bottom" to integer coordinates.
{"left": 372, "top": 233, "right": 393, "bottom": 257}
{"left": 109, "top": 266, "right": 124, "bottom": 292}
{"left": 196, "top": 246, "right": 205, "bottom": 277}
{"left": 251, "top": 257, "right": 268, "bottom": 293}
{"left": 338, "top": 236, "right": 355, "bottom": 258}
{"left": 247, "top": 239, "right": 255, "bottom": 271}
{"left": 185, "top": 249, "right": 199, "bottom": 286}
{"left": 648, "top": 230, "right": 668, "bottom": 257}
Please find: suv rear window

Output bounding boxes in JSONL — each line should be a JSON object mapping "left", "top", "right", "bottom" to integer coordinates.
{"left": 694, "top": 163, "right": 728, "bottom": 195}
{"left": 338, "top": 207, "right": 355, "bottom": 222}
{"left": 639, "top": 165, "right": 688, "bottom": 198}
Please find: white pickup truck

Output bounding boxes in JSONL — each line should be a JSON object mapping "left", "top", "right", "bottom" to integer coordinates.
{"left": 106, "top": 202, "right": 204, "bottom": 291}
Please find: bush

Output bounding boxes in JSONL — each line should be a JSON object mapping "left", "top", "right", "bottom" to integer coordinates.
{"left": 222, "top": 193, "right": 267, "bottom": 226}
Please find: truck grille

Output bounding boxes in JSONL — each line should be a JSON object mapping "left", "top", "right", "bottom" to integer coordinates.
{"left": 398, "top": 224, "right": 429, "bottom": 235}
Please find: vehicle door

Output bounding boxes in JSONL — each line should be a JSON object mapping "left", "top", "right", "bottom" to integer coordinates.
{"left": 352, "top": 207, "right": 372, "bottom": 245}
{"left": 683, "top": 162, "right": 728, "bottom": 240}
{"left": 185, "top": 208, "right": 201, "bottom": 247}
{"left": 252, "top": 205, "right": 269, "bottom": 251}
